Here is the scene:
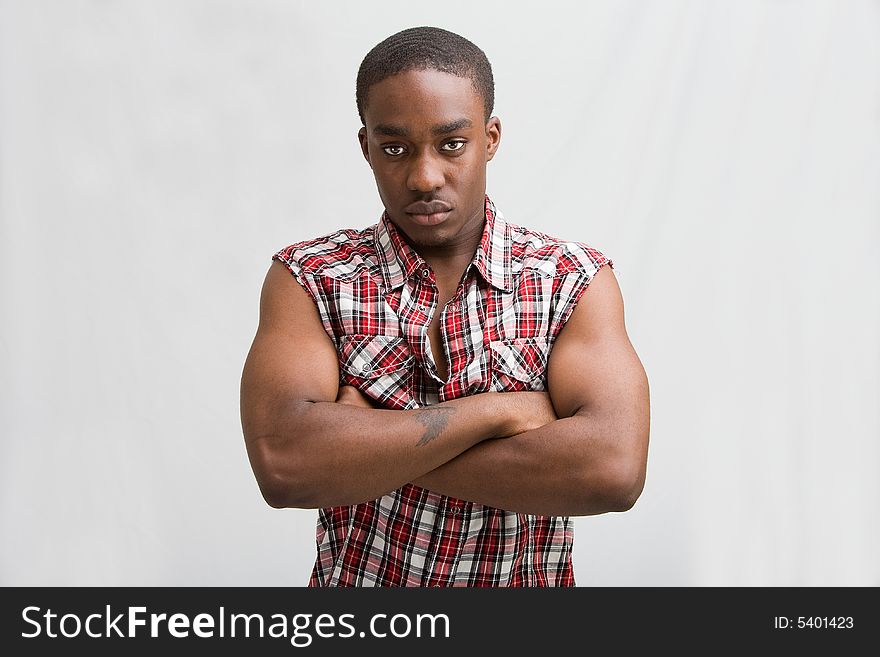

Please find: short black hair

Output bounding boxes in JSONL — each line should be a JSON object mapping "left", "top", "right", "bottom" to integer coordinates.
{"left": 356, "top": 26, "right": 495, "bottom": 125}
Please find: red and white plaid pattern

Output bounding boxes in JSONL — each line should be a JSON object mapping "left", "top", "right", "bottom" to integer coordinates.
{"left": 273, "top": 196, "right": 611, "bottom": 586}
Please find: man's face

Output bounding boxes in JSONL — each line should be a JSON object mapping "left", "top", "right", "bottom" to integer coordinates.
{"left": 358, "top": 68, "right": 501, "bottom": 250}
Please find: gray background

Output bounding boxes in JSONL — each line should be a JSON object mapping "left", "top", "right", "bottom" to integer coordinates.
{"left": 1, "top": 0, "right": 878, "bottom": 586}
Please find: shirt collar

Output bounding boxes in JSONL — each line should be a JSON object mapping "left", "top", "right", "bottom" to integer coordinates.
{"left": 374, "top": 195, "right": 513, "bottom": 293}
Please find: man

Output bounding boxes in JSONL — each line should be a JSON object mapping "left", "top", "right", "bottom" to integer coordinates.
{"left": 240, "top": 26, "right": 650, "bottom": 587}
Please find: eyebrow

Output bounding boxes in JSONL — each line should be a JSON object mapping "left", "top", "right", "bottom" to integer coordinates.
{"left": 372, "top": 118, "right": 474, "bottom": 138}
{"left": 431, "top": 118, "right": 472, "bottom": 136}
{"left": 373, "top": 124, "right": 409, "bottom": 137}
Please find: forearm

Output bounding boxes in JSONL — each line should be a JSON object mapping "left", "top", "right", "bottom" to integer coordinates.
{"left": 247, "top": 393, "right": 510, "bottom": 509}
{"left": 411, "top": 412, "right": 647, "bottom": 516}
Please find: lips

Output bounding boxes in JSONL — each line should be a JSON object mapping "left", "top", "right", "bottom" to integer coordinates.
{"left": 404, "top": 200, "right": 453, "bottom": 226}
{"left": 405, "top": 200, "right": 452, "bottom": 215}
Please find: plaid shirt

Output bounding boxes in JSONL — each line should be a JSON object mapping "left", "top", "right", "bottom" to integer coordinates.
{"left": 273, "top": 196, "right": 611, "bottom": 586}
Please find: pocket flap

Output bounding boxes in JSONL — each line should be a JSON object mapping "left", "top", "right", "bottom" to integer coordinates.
{"left": 339, "top": 334, "right": 413, "bottom": 378}
{"left": 489, "top": 336, "right": 550, "bottom": 383}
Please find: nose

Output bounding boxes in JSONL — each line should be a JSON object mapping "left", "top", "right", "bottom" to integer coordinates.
{"left": 406, "top": 151, "right": 445, "bottom": 192}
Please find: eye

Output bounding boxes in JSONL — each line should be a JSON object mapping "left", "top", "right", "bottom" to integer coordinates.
{"left": 382, "top": 145, "right": 405, "bottom": 156}
{"left": 440, "top": 140, "right": 466, "bottom": 152}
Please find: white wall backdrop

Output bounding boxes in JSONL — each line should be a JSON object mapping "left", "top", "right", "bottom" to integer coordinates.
{"left": 1, "top": 0, "right": 877, "bottom": 586}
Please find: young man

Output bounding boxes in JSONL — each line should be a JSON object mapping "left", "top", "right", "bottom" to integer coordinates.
{"left": 240, "top": 26, "right": 650, "bottom": 586}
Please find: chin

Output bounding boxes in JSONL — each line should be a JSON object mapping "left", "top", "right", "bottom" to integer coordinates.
{"left": 406, "top": 226, "right": 455, "bottom": 249}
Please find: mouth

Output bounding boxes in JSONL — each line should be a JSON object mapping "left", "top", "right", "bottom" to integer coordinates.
{"left": 404, "top": 200, "right": 454, "bottom": 227}
{"left": 406, "top": 210, "right": 452, "bottom": 226}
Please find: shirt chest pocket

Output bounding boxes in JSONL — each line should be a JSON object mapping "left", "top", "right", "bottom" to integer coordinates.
{"left": 489, "top": 336, "right": 550, "bottom": 392}
{"left": 338, "top": 334, "right": 417, "bottom": 410}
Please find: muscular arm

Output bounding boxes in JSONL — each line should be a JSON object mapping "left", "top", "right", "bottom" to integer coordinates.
{"left": 410, "top": 265, "right": 650, "bottom": 516}
{"left": 239, "top": 261, "right": 552, "bottom": 509}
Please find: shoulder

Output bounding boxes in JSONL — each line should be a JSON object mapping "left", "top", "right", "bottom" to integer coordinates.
{"left": 502, "top": 220, "right": 615, "bottom": 341}
{"left": 507, "top": 221, "right": 612, "bottom": 280}
{"left": 273, "top": 225, "right": 377, "bottom": 278}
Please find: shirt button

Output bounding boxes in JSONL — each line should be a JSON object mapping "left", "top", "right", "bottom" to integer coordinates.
{"left": 421, "top": 268, "right": 431, "bottom": 278}
{"left": 450, "top": 505, "right": 461, "bottom": 516}
{"left": 361, "top": 364, "right": 369, "bottom": 372}
{"left": 418, "top": 305, "right": 427, "bottom": 313}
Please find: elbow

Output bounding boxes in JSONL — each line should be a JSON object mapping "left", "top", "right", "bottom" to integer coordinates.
{"left": 590, "top": 421, "right": 649, "bottom": 513}
{"left": 258, "top": 472, "right": 302, "bottom": 509}
{"left": 609, "top": 472, "right": 645, "bottom": 512}
{"left": 603, "top": 458, "right": 646, "bottom": 513}
{"left": 247, "top": 434, "right": 319, "bottom": 509}
{"left": 576, "top": 455, "right": 646, "bottom": 515}
{"left": 258, "top": 467, "right": 320, "bottom": 510}
{"left": 261, "top": 489, "right": 288, "bottom": 510}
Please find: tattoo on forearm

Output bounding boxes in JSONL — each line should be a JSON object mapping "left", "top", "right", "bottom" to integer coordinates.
{"left": 414, "top": 407, "right": 455, "bottom": 446}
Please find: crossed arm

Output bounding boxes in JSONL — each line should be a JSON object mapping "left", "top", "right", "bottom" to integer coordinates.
{"left": 239, "top": 260, "right": 650, "bottom": 516}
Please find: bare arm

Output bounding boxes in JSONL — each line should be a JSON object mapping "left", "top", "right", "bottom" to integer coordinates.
{"left": 409, "top": 265, "right": 650, "bottom": 516}
{"left": 239, "top": 261, "right": 554, "bottom": 509}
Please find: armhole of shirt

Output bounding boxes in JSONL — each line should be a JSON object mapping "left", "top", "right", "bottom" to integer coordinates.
{"left": 549, "top": 256, "right": 614, "bottom": 342}
{"left": 272, "top": 248, "right": 322, "bottom": 308}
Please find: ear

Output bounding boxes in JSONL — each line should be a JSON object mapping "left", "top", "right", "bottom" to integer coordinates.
{"left": 485, "top": 117, "right": 501, "bottom": 162}
{"left": 358, "top": 127, "right": 372, "bottom": 168}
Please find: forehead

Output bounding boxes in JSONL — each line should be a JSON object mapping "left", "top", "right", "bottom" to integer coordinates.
{"left": 363, "top": 68, "right": 484, "bottom": 129}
